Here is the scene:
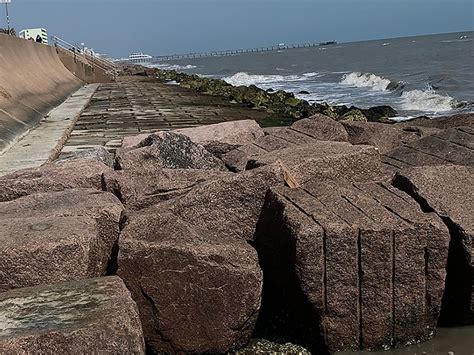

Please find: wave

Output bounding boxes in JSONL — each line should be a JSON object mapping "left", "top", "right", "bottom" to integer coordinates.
{"left": 341, "top": 72, "right": 394, "bottom": 91}
{"left": 399, "top": 89, "right": 462, "bottom": 113}
{"left": 146, "top": 63, "right": 197, "bottom": 70}
{"left": 223, "top": 72, "right": 320, "bottom": 86}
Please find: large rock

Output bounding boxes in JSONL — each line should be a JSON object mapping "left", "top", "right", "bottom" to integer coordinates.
{"left": 254, "top": 181, "right": 449, "bottom": 352}
{"left": 56, "top": 147, "right": 115, "bottom": 167}
{"left": 341, "top": 121, "right": 440, "bottom": 154}
{"left": 116, "top": 131, "right": 226, "bottom": 172}
{"left": 398, "top": 113, "right": 474, "bottom": 130}
{"left": 0, "top": 189, "right": 124, "bottom": 292}
{"left": 393, "top": 165, "right": 474, "bottom": 325}
{"left": 291, "top": 114, "right": 349, "bottom": 142}
{"left": 0, "top": 158, "right": 111, "bottom": 202}
{"left": 0, "top": 277, "right": 145, "bottom": 354}
{"left": 247, "top": 142, "right": 382, "bottom": 186}
{"left": 118, "top": 210, "right": 262, "bottom": 353}
{"left": 384, "top": 126, "right": 474, "bottom": 169}
{"left": 104, "top": 168, "right": 229, "bottom": 210}
{"left": 221, "top": 115, "right": 349, "bottom": 172}
{"left": 156, "top": 164, "right": 285, "bottom": 242}
{"left": 175, "top": 119, "right": 264, "bottom": 145}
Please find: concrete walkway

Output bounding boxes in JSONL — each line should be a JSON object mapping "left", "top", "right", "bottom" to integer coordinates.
{"left": 61, "top": 77, "right": 281, "bottom": 156}
{"left": 0, "top": 84, "right": 99, "bottom": 176}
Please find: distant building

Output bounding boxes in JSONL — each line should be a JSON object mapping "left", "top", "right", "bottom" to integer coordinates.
{"left": 19, "top": 28, "right": 48, "bottom": 44}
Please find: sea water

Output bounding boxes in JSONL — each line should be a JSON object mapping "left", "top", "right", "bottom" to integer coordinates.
{"left": 151, "top": 31, "right": 474, "bottom": 120}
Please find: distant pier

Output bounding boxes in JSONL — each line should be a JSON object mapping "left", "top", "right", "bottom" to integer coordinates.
{"left": 152, "top": 42, "right": 325, "bottom": 61}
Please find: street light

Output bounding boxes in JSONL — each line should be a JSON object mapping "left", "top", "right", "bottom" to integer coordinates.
{"left": 0, "top": 0, "right": 11, "bottom": 32}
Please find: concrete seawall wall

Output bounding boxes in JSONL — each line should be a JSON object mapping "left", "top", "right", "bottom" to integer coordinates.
{"left": 56, "top": 48, "right": 113, "bottom": 84}
{"left": 0, "top": 34, "right": 83, "bottom": 152}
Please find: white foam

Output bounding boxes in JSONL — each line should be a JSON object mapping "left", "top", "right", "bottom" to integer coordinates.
{"left": 223, "top": 72, "right": 319, "bottom": 86}
{"left": 399, "top": 89, "right": 458, "bottom": 113}
{"left": 146, "top": 63, "right": 197, "bottom": 70}
{"left": 341, "top": 72, "right": 392, "bottom": 91}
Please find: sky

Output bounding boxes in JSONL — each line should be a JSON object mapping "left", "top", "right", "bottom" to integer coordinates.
{"left": 2, "top": 0, "right": 473, "bottom": 58}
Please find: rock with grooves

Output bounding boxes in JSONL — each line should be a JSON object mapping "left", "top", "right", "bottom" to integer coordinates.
{"left": 254, "top": 181, "right": 449, "bottom": 352}
{"left": 0, "top": 158, "right": 111, "bottom": 202}
{"left": 393, "top": 165, "right": 474, "bottom": 325}
{"left": 116, "top": 131, "right": 226, "bottom": 172}
{"left": 341, "top": 121, "right": 440, "bottom": 154}
{"left": 247, "top": 142, "right": 382, "bottom": 186}
{"left": 118, "top": 210, "right": 262, "bottom": 353}
{"left": 0, "top": 189, "right": 124, "bottom": 292}
{"left": 398, "top": 113, "right": 474, "bottom": 130}
{"left": 383, "top": 126, "right": 474, "bottom": 169}
{"left": 104, "top": 168, "right": 230, "bottom": 210}
{"left": 0, "top": 277, "right": 145, "bottom": 354}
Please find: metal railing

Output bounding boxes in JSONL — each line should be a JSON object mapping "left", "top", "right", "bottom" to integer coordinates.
{"left": 50, "top": 35, "right": 118, "bottom": 78}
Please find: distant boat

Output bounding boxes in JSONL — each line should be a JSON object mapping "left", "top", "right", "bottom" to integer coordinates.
{"left": 127, "top": 52, "right": 153, "bottom": 64}
{"left": 319, "top": 41, "right": 337, "bottom": 46}
{"left": 459, "top": 35, "right": 469, "bottom": 40}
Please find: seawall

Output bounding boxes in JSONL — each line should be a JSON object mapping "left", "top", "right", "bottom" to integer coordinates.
{"left": 0, "top": 33, "right": 83, "bottom": 152}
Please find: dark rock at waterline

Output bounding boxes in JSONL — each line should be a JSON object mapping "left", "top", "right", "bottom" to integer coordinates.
{"left": 0, "top": 189, "right": 124, "bottom": 292}
{"left": 118, "top": 209, "right": 262, "bottom": 353}
{"left": 361, "top": 105, "right": 398, "bottom": 122}
{"left": 151, "top": 68, "right": 398, "bottom": 123}
{"left": 0, "top": 277, "right": 145, "bottom": 354}
{"left": 115, "top": 131, "right": 227, "bottom": 172}
{"left": 298, "top": 90, "right": 310, "bottom": 95}
{"left": 393, "top": 165, "right": 474, "bottom": 326}
{"left": 254, "top": 181, "right": 449, "bottom": 352}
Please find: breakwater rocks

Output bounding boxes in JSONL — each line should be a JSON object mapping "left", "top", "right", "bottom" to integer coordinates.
{"left": 0, "top": 114, "right": 473, "bottom": 353}
{"left": 130, "top": 66, "right": 398, "bottom": 123}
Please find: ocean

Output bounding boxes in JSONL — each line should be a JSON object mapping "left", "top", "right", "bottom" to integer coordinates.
{"left": 149, "top": 31, "right": 474, "bottom": 120}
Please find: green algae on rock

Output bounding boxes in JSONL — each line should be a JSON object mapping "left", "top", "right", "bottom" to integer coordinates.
{"left": 147, "top": 68, "right": 398, "bottom": 123}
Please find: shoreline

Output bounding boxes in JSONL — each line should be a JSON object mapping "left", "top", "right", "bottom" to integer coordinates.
{"left": 124, "top": 65, "right": 400, "bottom": 124}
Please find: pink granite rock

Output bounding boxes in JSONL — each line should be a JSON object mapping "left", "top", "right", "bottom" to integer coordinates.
{"left": 116, "top": 131, "right": 226, "bottom": 172}
{"left": 255, "top": 181, "right": 449, "bottom": 351}
{"left": 175, "top": 119, "right": 264, "bottom": 145}
{"left": 0, "top": 189, "right": 124, "bottom": 292}
{"left": 0, "top": 277, "right": 145, "bottom": 354}
{"left": 0, "top": 158, "right": 111, "bottom": 202}
{"left": 104, "top": 168, "right": 230, "bottom": 210}
{"left": 118, "top": 210, "right": 262, "bottom": 353}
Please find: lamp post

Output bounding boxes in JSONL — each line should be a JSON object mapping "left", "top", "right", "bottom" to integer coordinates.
{"left": 0, "top": 0, "right": 11, "bottom": 32}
